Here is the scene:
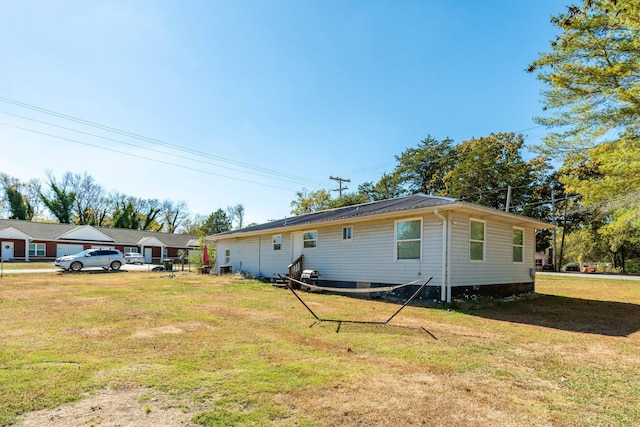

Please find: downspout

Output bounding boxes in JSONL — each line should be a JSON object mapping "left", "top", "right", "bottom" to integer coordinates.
{"left": 25, "top": 239, "right": 30, "bottom": 262}
{"left": 433, "top": 209, "right": 449, "bottom": 303}
{"left": 258, "top": 235, "right": 261, "bottom": 276}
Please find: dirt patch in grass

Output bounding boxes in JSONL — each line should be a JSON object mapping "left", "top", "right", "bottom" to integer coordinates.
{"left": 284, "top": 370, "right": 529, "bottom": 427}
{"left": 15, "top": 386, "right": 199, "bottom": 427}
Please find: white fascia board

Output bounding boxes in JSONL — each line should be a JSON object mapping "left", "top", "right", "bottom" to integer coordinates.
{"left": 137, "top": 236, "right": 166, "bottom": 247}
{"left": 58, "top": 225, "right": 117, "bottom": 242}
{"left": 0, "top": 226, "right": 33, "bottom": 240}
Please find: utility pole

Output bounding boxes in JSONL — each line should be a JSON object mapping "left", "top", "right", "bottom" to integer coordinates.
{"left": 505, "top": 185, "right": 512, "bottom": 212}
{"left": 330, "top": 176, "right": 350, "bottom": 198}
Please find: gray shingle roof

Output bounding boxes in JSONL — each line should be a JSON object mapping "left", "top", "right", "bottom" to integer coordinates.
{"left": 0, "top": 219, "right": 200, "bottom": 247}
{"left": 213, "top": 194, "right": 459, "bottom": 237}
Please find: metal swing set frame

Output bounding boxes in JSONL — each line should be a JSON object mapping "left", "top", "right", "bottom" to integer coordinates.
{"left": 278, "top": 274, "right": 435, "bottom": 336}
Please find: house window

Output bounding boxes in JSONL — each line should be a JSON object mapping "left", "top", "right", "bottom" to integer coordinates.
{"left": 124, "top": 247, "right": 138, "bottom": 254}
{"left": 395, "top": 218, "right": 421, "bottom": 260}
{"left": 470, "top": 219, "right": 485, "bottom": 261}
{"left": 513, "top": 228, "right": 524, "bottom": 263}
{"left": 225, "top": 249, "right": 230, "bottom": 264}
{"left": 303, "top": 231, "right": 318, "bottom": 248}
{"left": 28, "top": 243, "right": 46, "bottom": 257}
{"left": 273, "top": 235, "right": 282, "bottom": 251}
{"left": 342, "top": 226, "right": 352, "bottom": 240}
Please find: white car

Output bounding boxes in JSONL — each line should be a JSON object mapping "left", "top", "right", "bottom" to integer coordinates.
{"left": 55, "top": 249, "right": 125, "bottom": 272}
{"left": 124, "top": 252, "right": 145, "bottom": 265}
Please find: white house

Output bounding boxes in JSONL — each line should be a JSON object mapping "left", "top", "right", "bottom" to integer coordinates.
{"left": 208, "top": 194, "right": 552, "bottom": 302}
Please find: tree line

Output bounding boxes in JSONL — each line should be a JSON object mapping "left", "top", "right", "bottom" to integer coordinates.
{"left": 291, "top": 132, "right": 556, "bottom": 254}
{"left": 0, "top": 171, "right": 246, "bottom": 236}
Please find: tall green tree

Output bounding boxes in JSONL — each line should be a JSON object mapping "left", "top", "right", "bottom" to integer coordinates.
{"left": 1, "top": 174, "right": 44, "bottom": 219}
{"left": 329, "top": 192, "right": 369, "bottom": 209}
{"left": 201, "top": 209, "right": 232, "bottom": 235}
{"left": 40, "top": 176, "right": 76, "bottom": 224}
{"left": 6, "top": 187, "right": 34, "bottom": 220}
{"left": 358, "top": 172, "right": 405, "bottom": 202}
{"left": 290, "top": 189, "right": 332, "bottom": 215}
{"left": 290, "top": 187, "right": 371, "bottom": 215}
{"left": 444, "top": 133, "right": 541, "bottom": 211}
{"left": 111, "top": 200, "right": 140, "bottom": 229}
{"left": 562, "top": 139, "right": 640, "bottom": 206}
{"left": 528, "top": 0, "right": 640, "bottom": 154}
{"left": 559, "top": 140, "right": 640, "bottom": 270}
{"left": 394, "top": 135, "right": 456, "bottom": 195}
{"left": 529, "top": 0, "right": 640, "bottom": 269}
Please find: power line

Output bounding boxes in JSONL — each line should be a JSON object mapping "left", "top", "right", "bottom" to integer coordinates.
{"left": 457, "top": 184, "right": 531, "bottom": 198}
{"left": 0, "top": 110, "right": 317, "bottom": 187}
{"left": 0, "top": 121, "right": 296, "bottom": 192}
{"left": 0, "top": 96, "right": 324, "bottom": 187}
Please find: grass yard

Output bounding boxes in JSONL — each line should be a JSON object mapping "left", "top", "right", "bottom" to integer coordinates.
{"left": 0, "top": 262, "right": 54, "bottom": 271}
{"left": 0, "top": 272, "right": 638, "bottom": 426}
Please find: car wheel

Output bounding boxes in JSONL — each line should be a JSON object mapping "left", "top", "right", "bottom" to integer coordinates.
{"left": 110, "top": 261, "right": 122, "bottom": 271}
{"left": 70, "top": 261, "right": 83, "bottom": 272}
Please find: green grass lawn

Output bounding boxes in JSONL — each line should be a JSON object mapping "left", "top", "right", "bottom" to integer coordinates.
{"left": 0, "top": 273, "right": 638, "bottom": 426}
{"left": 0, "top": 262, "right": 54, "bottom": 270}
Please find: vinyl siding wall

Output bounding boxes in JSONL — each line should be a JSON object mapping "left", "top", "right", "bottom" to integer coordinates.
{"left": 215, "top": 210, "right": 539, "bottom": 290}
{"left": 448, "top": 211, "right": 536, "bottom": 287}
{"left": 215, "top": 213, "right": 444, "bottom": 286}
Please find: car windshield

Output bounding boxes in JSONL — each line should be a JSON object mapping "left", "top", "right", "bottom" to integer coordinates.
{"left": 73, "top": 250, "right": 92, "bottom": 257}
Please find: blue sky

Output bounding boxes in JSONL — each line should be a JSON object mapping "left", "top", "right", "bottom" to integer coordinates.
{"left": 0, "top": 0, "right": 561, "bottom": 226}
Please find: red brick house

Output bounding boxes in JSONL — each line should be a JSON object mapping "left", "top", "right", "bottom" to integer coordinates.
{"left": 0, "top": 219, "right": 200, "bottom": 264}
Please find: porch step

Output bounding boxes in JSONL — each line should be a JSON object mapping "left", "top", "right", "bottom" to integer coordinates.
{"left": 272, "top": 275, "right": 289, "bottom": 287}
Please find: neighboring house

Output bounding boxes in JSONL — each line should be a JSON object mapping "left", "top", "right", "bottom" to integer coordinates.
{"left": 208, "top": 194, "right": 552, "bottom": 302}
{"left": 0, "top": 219, "right": 201, "bottom": 264}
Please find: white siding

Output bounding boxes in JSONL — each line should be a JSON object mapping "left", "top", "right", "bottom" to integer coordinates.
{"left": 216, "top": 214, "right": 444, "bottom": 286}
{"left": 448, "top": 212, "right": 536, "bottom": 287}
{"left": 259, "top": 233, "right": 291, "bottom": 277}
{"left": 215, "top": 210, "right": 539, "bottom": 289}
{"left": 216, "top": 235, "right": 292, "bottom": 278}
{"left": 296, "top": 215, "right": 442, "bottom": 286}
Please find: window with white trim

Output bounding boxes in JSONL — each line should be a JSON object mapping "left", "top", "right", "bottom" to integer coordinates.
{"left": 395, "top": 218, "right": 422, "bottom": 260}
{"left": 273, "top": 234, "right": 282, "bottom": 251}
{"left": 224, "top": 249, "right": 231, "bottom": 264}
{"left": 342, "top": 226, "right": 353, "bottom": 240}
{"left": 28, "top": 243, "right": 45, "bottom": 257}
{"left": 124, "top": 247, "right": 138, "bottom": 254}
{"left": 303, "top": 231, "right": 318, "bottom": 248}
{"left": 513, "top": 227, "right": 524, "bottom": 263}
{"left": 470, "top": 219, "right": 485, "bottom": 261}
